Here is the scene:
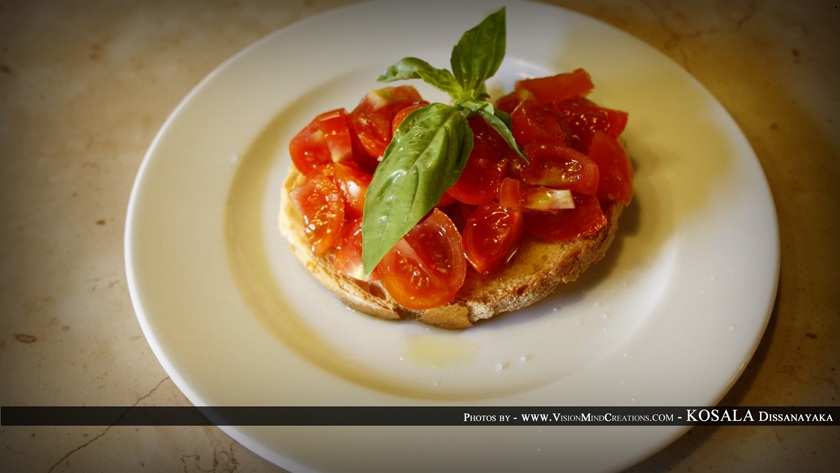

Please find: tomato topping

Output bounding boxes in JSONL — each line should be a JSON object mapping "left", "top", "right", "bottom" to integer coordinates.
{"left": 391, "top": 101, "right": 429, "bottom": 135}
{"left": 525, "top": 193, "right": 607, "bottom": 240}
{"left": 289, "top": 169, "right": 345, "bottom": 255}
{"left": 289, "top": 108, "right": 354, "bottom": 177}
{"left": 447, "top": 117, "right": 512, "bottom": 205}
{"left": 498, "top": 177, "right": 523, "bottom": 208}
{"left": 510, "top": 99, "right": 572, "bottom": 147}
{"left": 498, "top": 177, "right": 575, "bottom": 210}
{"left": 463, "top": 202, "right": 524, "bottom": 275}
{"left": 334, "top": 218, "right": 377, "bottom": 281}
{"left": 330, "top": 162, "right": 372, "bottom": 219}
{"left": 553, "top": 96, "right": 628, "bottom": 152}
{"left": 495, "top": 89, "right": 535, "bottom": 114}
{"left": 349, "top": 86, "right": 424, "bottom": 158}
{"left": 588, "top": 131, "right": 634, "bottom": 204}
{"left": 514, "top": 68, "right": 594, "bottom": 104}
{"left": 377, "top": 209, "right": 467, "bottom": 310}
{"left": 511, "top": 143, "right": 599, "bottom": 195}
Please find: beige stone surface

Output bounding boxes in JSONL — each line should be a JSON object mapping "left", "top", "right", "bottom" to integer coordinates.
{"left": 1, "top": 0, "right": 838, "bottom": 472}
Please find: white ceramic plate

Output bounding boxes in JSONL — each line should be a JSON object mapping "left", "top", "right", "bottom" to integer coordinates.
{"left": 125, "top": 1, "right": 779, "bottom": 471}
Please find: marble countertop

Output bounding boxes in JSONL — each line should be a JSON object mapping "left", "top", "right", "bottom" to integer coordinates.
{"left": 1, "top": 1, "right": 838, "bottom": 471}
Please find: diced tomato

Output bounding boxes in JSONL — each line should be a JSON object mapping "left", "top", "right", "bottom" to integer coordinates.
{"left": 553, "top": 96, "right": 628, "bottom": 152}
{"left": 495, "top": 89, "right": 535, "bottom": 115}
{"left": 391, "top": 101, "right": 429, "bottom": 135}
{"left": 511, "top": 143, "right": 600, "bottom": 196}
{"left": 587, "top": 131, "right": 634, "bottom": 204}
{"left": 447, "top": 117, "right": 512, "bottom": 205}
{"left": 510, "top": 99, "right": 572, "bottom": 148}
{"left": 316, "top": 109, "right": 354, "bottom": 162}
{"left": 514, "top": 68, "right": 594, "bottom": 103}
{"left": 498, "top": 177, "right": 523, "bottom": 208}
{"left": 520, "top": 187, "right": 575, "bottom": 210}
{"left": 463, "top": 202, "right": 524, "bottom": 275}
{"left": 525, "top": 193, "right": 607, "bottom": 241}
{"left": 289, "top": 109, "right": 354, "bottom": 177}
{"left": 334, "top": 218, "right": 377, "bottom": 281}
{"left": 289, "top": 170, "right": 345, "bottom": 255}
{"left": 377, "top": 208, "right": 466, "bottom": 310}
{"left": 349, "top": 86, "right": 424, "bottom": 158}
{"left": 330, "top": 162, "right": 372, "bottom": 219}
{"left": 498, "top": 177, "right": 575, "bottom": 211}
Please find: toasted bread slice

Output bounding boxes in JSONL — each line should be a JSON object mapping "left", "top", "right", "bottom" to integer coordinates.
{"left": 279, "top": 166, "right": 624, "bottom": 329}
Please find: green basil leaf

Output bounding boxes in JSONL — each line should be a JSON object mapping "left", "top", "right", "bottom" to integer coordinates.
{"left": 459, "top": 99, "right": 526, "bottom": 162}
{"left": 450, "top": 7, "right": 506, "bottom": 100}
{"left": 378, "top": 57, "right": 461, "bottom": 97}
{"left": 362, "top": 103, "right": 473, "bottom": 274}
{"left": 477, "top": 107, "right": 527, "bottom": 161}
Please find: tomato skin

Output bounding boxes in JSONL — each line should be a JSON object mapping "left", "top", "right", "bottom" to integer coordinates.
{"left": 463, "top": 202, "right": 525, "bottom": 276}
{"left": 447, "top": 117, "right": 512, "bottom": 205}
{"left": 289, "top": 109, "right": 354, "bottom": 177}
{"left": 495, "top": 89, "right": 535, "bottom": 115}
{"left": 588, "top": 131, "right": 634, "bottom": 204}
{"left": 525, "top": 193, "right": 607, "bottom": 241}
{"left": 289, "top": 170, "right": 345, "bottom": 255}
{"left": 515, "top": 68, "right": 594, "bottom": 103}
{"left": 498, "top": 177, "right": 575, "bottom": 210}
{"left": 377, "top": 209, "right": 467, "bottom": 310}
{"left": 391, "top": 101, "right": 429, "bottom": 135}
{"left": 510, "top": 99, "right": 572, "bottom": 148}
{"left": 349, "top": 86, "right": 424, "bottom": 158}
{"left": 498, "top": 177, "right": 523, "bottom": 208}
{"left": 554, "top": 96, "right": 628, "bottom": 152}
{"left": 330, "top": 162, "right": 372, "bottom": 219}
{"left": 334, "top": 218, "right": 378, "bottom": 281}
{"left": 511, "top": 143, "right": 600, "bottom": 196}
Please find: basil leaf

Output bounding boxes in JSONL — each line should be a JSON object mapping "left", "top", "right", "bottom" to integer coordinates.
{"left": 477, "top": 107, "right": 526, "bottom": 161}
{"left": 459, "top": 99, "right": 526, "bottom": 161}
{"left": 378, "top": 57, "right": 461, "bottom": 97}
{"left": 450, "top": 7, "right": 506, "bottom": 100}
{"left": 362, "top": 103, "right": 473, "bottom": 274}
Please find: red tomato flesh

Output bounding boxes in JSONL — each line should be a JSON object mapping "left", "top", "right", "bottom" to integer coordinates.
{"left": 554, "top": 96, "right": 628, "bottom": 152}
{"left": 377, "top": 209, "right": 467, "bottom": 310}
{"left": 587, "top": 131, "right": 634, "bottom": 204}
{"left": 515, "top": 68, "right": 594, "bottom": 104}
{"left": 447, "top": 117, "right": 512, "bottom": 205}
{"left": 289, "top": 109, "right": 355, "bottom": 177}
{"left": 513, "top": 143, "right": 600, "bottom": 196}
{"left": 330, "top": 162, "right": 372, "bottom": 219}
{"left": 289, "top": 170, "right": 345, "bottom": 255}
{"left": 349, "top": 86, "right": 424, "bottom": 158}
{"left": 510, "top": 98, "right": 572, "bottom": 147}
{"left": 463, "top": 202, "right": 524, "bottom": 275}
{"left": 525, "top": 193, "right": 607, "bottom": 241}
{"left": 334, "top": 218, "right": 377, "bottom": 281}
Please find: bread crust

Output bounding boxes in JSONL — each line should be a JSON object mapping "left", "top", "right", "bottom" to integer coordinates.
{"left": 279, "top": 166, "right": 624, "bottom": 329}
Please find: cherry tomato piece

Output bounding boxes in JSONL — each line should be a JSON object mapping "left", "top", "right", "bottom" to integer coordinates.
{"left": 514, "top": 68, "right": 594, "bottom": 103}
{"left": 391, "top": 101, "right": 429, "bottom": 135}
{"left": 334, "top": 218, "right": 377, "bottom": 281}
{"left": 330, "top": 162, "right": 372, "bottom": 219}
{"left": 447, "top": 117, "right": 512, "bottom": 205}
{"left": 510, "top": 99, "right": 573, "bottom": 148}
{"left": 289, "top": 170, "right": 345, "bottom": 255}
{"left": 377, "top": 209, "right": 467, "bottom": 310}
{"left": 349, "top": 86, "right": 424, "bottom": 158}
{"left": 289, "top": 109, "right": 355, "bottom": 177}
{"left": 511, "top": 143, "right": 600, "bottom": 196}
{"left": 525, "top": 193, "right": 607, "bottom": 241}
{"left": 588, "top": 131, "right": 634, "bottom": 204}
{"left": 463, "top": 202, "right": 525, "bottom": 276}
{"left": 554, "top": 96, "right": 629, "bottom": 152}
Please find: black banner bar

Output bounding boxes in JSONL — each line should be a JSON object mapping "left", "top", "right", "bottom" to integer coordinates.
{"left": 1, "top": 406, "right": 837, "bottom": 427}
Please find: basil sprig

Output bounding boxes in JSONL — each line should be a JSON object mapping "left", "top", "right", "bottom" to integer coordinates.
{"left": 361, "top": 7, "right": 523, "bottom": 275}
